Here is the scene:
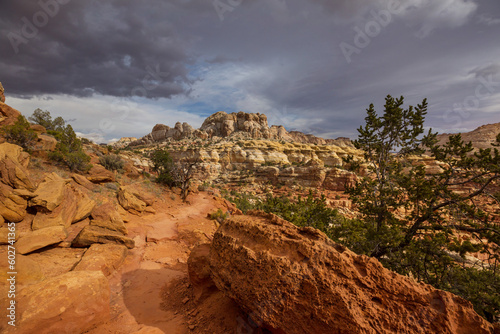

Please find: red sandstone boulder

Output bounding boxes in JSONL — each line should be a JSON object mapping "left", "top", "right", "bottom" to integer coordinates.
{"left": 208, "top": 211, "right": 495, "bottom": 334}
{"left": 0, "top": 143, "right": 35, "bottom": 191}
{"left": 4, "top": 271, "right": 110, "bottom": 334}
{"left": 86, "top": 164, "right": 115, "bottom": 183}
{"left": 0, "top": 101, "right": 21, "bottom": 127}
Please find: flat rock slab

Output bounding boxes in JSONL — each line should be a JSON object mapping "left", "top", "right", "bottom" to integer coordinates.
{"left": 72, "top": 225, "right": 135, "bottom": 249}
{"left": 90, "top": 202, "right": 127, "bottom": 234}
{"left": 4, "top": 271, "right": 110, "bottom": 334}
{"left": 0, "top": 253, "right": 44, "bottom": 285}
{"left": 145, "top": 220, "right": 178, "bottom": 242}
{"left": 29, "top": 172, "right": 69, "bottom": 211}
{"left": 27, "top": 247, "right": 86, "bottom": 279}
{"left": 16, "top": 226, "right": 67, "bottom": 254}
{"left": 74, "top": 243, "right": 128, "bottom": 276}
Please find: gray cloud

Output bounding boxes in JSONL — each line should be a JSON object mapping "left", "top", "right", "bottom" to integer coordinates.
{"left": 0, "top": 0, "right": 193, "bottom": 98}
{"left": 1, "top": 0, "right": 499, "bottom": 142}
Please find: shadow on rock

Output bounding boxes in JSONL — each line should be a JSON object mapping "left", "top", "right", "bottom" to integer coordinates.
{"left": 122, "top": 267, "right": 185, "bottom": 332}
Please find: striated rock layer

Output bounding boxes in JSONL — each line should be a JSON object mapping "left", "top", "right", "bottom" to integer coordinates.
{"left": 209, "top": 211, "right": 496, "bottom": 334}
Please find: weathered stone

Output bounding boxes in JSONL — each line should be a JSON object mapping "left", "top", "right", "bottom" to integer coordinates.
{"left": 73, "top": 243, "right": 128, "bottom": 276}
{"left": 11, "top": 188, "right": 36, "bottom": 199}
{"left": 120, "top": 184, "right": 155, "bottom": 205}
{"left": 90, "top": 202, "right": 127, "bottom": 234}
{"left": 31, "top": 186, "right": 77, "bottom": 230}
{"left": 72, "top": 225, "right": 135, "bottom": 249}
{"left": 0, "top": 143, "right": 35, "bottom": 190}
{"left": 86, "top": 164, "right": 115, "bottom": 183}
{"left": 323, "top": 168, "right": 357, "bottom": 191}
{"left": 16, "top": 226, "right": 68, "bottom": 255}
{"left": 71, "top": 173, "right": 96, "bottom": 190}
{"left": 72, "top": 186, "right": 96, "bottom": 223}
{"left": 0, "top": 82, "right": 5, "bottom": 103}
{"left": 25, "top": 247, "right": 86, "bottom": 279}
{"left": 0, "top": 254, "right": 44, "bottom": 284}
{"left": 117, "top": 186, "right": 146, "bottom": 214}
{"left": 0, "top": 102, "right": 21, "bottom": 127}
{"left": 11, "top": 271, "right": 110, "bottom": 334}
{"left": 0, "top": 226, "right": 17, "bottom": 244}
{"left": 0, "top": 184, "right": 27, "bottom": 222}
{"left": 209, "top": 212, "right": 495, "bottom": 334}
{"left": 32, "top": 133, "right": 57, "bottom": 153}
{"left": 29, "top": 124, "right": 46, "bottom": 133}
{"left": 29, "top": 172, "right": 69, "bottom": 211}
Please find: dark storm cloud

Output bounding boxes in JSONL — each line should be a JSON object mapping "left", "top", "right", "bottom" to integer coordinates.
{"left": 0, "top": 0, "right": 199, "bottom": 98}
{"left": 1, "top": 0, "right": 499, "bottom": 142}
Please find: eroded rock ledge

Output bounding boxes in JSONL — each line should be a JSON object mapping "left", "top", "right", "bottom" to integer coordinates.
{"left": 207, "top": 211, "right": 496, "bottom": 334}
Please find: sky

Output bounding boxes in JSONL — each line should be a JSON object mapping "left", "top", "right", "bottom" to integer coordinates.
{"left": 1, "top": 0, "right": 499, "bottom": 143}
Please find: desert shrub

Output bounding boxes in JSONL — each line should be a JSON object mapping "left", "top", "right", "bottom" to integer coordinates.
{"left": 1, "top": 115, "right": 37, "bottom": 152}
{"left": 31, "top": 109, "right": 91, "bottom": 172}
{"left": 198, "top": 181, "right": 210, "bottom": 191}
{"left": 222, "top": 190, "right": 349, "bottom": 238}
{"left": 99, "top": 154, "right": 125, "bottom": 171}
{"left": 49, "top": 149, "right": 91, "bottom": 173}
{"left": 209, "top": 208, "right": 228, "bottom": 222}
{"left": 150, "top": 149, "right": 175, "bottom": 186}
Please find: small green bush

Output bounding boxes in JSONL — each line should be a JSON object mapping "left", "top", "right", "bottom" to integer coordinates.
{"left": 99, "top": 154, "right": 125, "bottom": 171}
{"left": 209, "top": 208, "right": 228, "bottom": 222}
{"left": 150, "top": 149, "right": 175, "bottom": 186}
{"left": 1, "top": 115, "right": 37, "bottom": 152}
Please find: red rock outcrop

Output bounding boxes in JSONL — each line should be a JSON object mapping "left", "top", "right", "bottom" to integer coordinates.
{"left": 208, "top": 211, "right": 495, "bottom": 334}
{"left": 0, "top": 102, "right": 21, "bottom": 127}
{"left": 0, "top": 82, "right": 5, "bottom": 103}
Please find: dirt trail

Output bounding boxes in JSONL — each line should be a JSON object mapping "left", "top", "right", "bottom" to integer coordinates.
{"left": 86, "top": 192, "right": 222, "bottom": 334}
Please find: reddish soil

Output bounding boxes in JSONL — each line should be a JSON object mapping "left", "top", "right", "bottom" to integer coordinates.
{"left": 86, "top": 190, "right": 241, "bottom": 334}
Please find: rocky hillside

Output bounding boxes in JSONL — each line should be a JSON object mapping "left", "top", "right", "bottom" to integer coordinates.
{"left": 436, "top": 122, "right": 500, "bottom": 150}
{"left": 129, "top": 111, "right": 351, "bottom": 146}
{"left": 120, "top": 111, "right": 362, "bottom": 191}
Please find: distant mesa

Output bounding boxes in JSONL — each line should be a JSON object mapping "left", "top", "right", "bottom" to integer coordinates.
{"left": 435, "top": 122, "right": 500, "bottom": 151}
{"left": 127, "top": 111, "right": 352, "bottom": 147}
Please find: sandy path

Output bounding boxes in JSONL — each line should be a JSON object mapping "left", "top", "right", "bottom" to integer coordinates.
{"left": 86, "top": 192, "right": 220, "bottom": 334}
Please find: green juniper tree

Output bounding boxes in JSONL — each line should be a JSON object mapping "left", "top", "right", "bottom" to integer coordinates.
{"left": 340, "top": 95, "right": 500, "bottom": 320}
